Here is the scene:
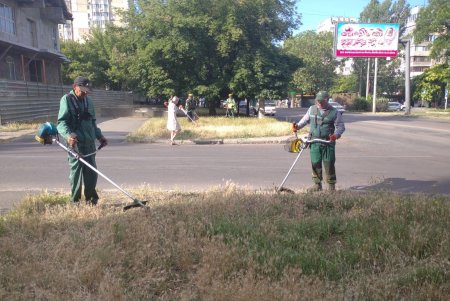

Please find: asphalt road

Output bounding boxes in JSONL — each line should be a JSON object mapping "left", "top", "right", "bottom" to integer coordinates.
{"left": 1, "top": 109, "right": 450, "bottom": 213}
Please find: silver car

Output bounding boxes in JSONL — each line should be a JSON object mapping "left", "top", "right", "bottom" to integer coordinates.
{"left": 328, "top": 101, "right": 346, "bottom": 113}
{"left": 388, "top": 101, "right": 402, "bottom": 111}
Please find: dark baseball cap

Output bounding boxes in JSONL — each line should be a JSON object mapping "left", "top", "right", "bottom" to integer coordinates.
{"left": 74, "top": 76, "right": 93, "bottom": 92}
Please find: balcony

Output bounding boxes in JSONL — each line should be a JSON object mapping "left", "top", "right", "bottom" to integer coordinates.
{"left": 40, "top": 7, "right": 65, "bottom": 24}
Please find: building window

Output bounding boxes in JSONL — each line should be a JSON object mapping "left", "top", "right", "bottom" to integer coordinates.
{"left": 412, "top": 66, "right": 428, "bottom": 73}
{"left": 52, "top": 26, "right": 58, "bottom": 50}
{"left": 0, "top": 3, "right": 15, "bottom": 34}
{"left": 414, "top": 46, "right": 429, "bottom": 52}
{"left": 413, "top": 56, "right": 431, "bottom": 62}
{"left": 27, "top": 19, "right": 37, "bottom": 48}
{"left": 5, "top": 56, "right": 16, "bottom": 80}
{"left": 29, "top": 59, "right": 43, "bottom": 82}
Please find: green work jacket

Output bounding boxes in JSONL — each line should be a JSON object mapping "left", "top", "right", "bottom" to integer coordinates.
{"left": 57, "top": 90, "right": 103, "bottom": 149}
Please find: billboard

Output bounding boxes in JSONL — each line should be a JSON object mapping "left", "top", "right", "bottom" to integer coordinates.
{"left": 334, "top": 23, "right": 400, "bottom": 58}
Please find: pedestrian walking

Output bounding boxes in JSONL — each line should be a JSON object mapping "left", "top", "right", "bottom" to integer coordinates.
{"left": 57, "top": 76, "right": 108, "bottom": 205}
{"left": 167, "top": 96, "right": 183, "bottom": 145}
{"left": 292, "top": 91, "right": 345, "bottom": 191}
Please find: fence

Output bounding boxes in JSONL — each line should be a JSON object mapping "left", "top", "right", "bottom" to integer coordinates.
{"left": 0, "top": 80, "right": 143, "bottom": 124}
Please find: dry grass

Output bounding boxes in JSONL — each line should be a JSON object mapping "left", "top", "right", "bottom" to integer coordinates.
{"left": 0, "top": 122, "right": 39, "bottom": 132}
{"left": 127, "top": 117, "right": 293, "bottom": 142}
{"left": 1, "top": 184, "right": 449, "bottom": 300}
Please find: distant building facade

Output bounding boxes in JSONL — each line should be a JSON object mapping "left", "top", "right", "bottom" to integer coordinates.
{"left": 59, "top": 0, "right": 129, "bottom": 42}
{"left": 404, "top": 6, "right": 438, "bottom": 78}
{"left": 0, "top": 0, "right": 72, "bottom": 84}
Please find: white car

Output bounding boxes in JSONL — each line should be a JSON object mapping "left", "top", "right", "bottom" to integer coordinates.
{"left": 262, "top": 100, "right": 277, "bottom": 116}
{"left": 387, "top": 101, "right": 402, "bottom": 111}
{"left": 328, "top": 101, "right": 346, "bottom": 113}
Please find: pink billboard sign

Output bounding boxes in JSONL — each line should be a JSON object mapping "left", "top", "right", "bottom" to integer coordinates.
{"left": 334, "top": 23, "right": 400, "bottom": 58}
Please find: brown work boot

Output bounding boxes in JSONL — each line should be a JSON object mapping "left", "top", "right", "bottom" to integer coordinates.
{"left": 328, "top": 184, "right": 335, "bottom": 191}
{"left": 307, "top": 183, "right": 322, "bottom": 192}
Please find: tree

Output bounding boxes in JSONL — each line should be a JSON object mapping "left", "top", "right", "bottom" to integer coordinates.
{"left": 124, "top": 0, "right": 300, "bottom": 114}
{"left": 357, "top": 0, "right": 410, "bottom": 98}
{"left": 412, "top": 63, "right": 450, "bottom": 107}
{"left": 332, "top": 74, "right": 359, "bottom": 93}
{"left": 283, "top": 31, "right": 337, "bottom": 94}
{"left": 413, "top": 0, "right": 450, "bottom": 61}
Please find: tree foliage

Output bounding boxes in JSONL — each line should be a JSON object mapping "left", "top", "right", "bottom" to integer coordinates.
{"left": 356, "top": 0, "right": 409, "bottom": 97}
{"left": 412, "top": 63, "right": 450, "bottom": 105}
{"left": 413, "top": 0, "right": 450, "bottom": 61}
{"left": 283, "top": 31, "right": 336, "bottom": 94}
{"left": 61, "top": 0, "right": 301, "bottom": 109}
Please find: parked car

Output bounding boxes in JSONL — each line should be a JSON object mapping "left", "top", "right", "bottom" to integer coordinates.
{"left": 387, "top": 101, "right": 402, "bottom": 111}
{"left": 238, "top": 101, "right": 257, "bottom": 115}
{"left": 261, "top": 100, "right": 277, "bottom": 116}
{"left": 328, "top": 101, "right": 346, "bottom": 113}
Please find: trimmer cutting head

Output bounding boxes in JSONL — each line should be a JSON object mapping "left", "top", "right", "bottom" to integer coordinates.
{"left": 35, "top": 122, "right": 58, "bottom": 144}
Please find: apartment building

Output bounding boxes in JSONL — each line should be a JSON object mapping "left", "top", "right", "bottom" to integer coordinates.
{"left": 404, "top": 6, "right": 437, "bottom": 78}
{"left": 0, "top": 0, "right": 72, "bottom": 84}
{"left": 59, "top": 0, "right": 129, "bottom": 41}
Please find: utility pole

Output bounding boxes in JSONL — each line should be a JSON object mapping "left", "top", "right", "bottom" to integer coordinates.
{"left": 366, "top": 58, "right": 370, "bottom": 100}
{"left": 403, "top": 39, "right": 411, "bottom": 115}
{"left": 373, "top": 58, "right": 378, "bottom": 113}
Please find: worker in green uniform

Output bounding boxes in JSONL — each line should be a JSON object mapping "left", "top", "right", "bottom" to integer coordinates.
{"left": 225, "top": 93, "right": 236, "bottom": 117}
{"left": 57, "top": 76, "right": 108, "bottom": 205}
{"left": 292, "top": 91, "right": 345, "bottom": 191}
{"left": 185, "top": 93, "right": 196, "bottom": 122}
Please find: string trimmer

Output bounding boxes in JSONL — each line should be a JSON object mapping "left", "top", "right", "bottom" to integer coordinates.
{"left": 179, "top": 108, "right": 198, "bottom": 124}
{"left": 277, "top": 133, "right": 332, "bottom": 193}
{"left": 35, "top": 122, "right": 148, "bottom": 211}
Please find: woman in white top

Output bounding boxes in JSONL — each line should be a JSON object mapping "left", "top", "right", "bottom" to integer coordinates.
{"left": 166, "top": 96, "right": 182, "bottom": 145}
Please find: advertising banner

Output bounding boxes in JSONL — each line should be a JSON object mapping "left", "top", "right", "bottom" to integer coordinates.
{"left": 334, "top": 23, "right": 400, "bottom": 58}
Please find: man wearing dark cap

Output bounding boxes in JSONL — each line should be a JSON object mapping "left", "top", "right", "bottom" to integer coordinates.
{"left": 292, "top": 91, "right": 345, "bottom": 191}
{"left": 57, "top": 76, "right": 108, "bottom": 205}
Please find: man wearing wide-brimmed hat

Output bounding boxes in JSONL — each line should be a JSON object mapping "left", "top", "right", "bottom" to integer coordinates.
{"left": 57, "top": 76, "right": 108, "bottom": 205}
{"left": 292, "top": 91, "right": 345, "bottom": 192}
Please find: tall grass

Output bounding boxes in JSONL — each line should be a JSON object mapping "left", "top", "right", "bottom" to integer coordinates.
{"left": 128, "top": 117, "right": 293, "bottom": 142}
{"left": 0, "top": 122, "right": 39, "bottom": 132}
{"left": 1, "top": 185, "right": 449, "bottom": 300}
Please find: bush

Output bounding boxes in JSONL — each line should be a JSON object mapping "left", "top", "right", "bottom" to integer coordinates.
{"left": 349, "top": 97, "right": 370, "bottom": 111}
{"left": 376, "top": 97, "right": 390, "bottom": 112}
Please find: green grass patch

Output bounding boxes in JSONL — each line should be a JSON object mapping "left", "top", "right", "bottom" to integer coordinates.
{"left": 1, "top": 187, "right": 449, "bottom": 299}
{"left": 127, "top": 116, "right": 293, "bottom": 142}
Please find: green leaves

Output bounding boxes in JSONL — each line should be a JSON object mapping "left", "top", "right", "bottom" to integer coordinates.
{"left": 414, "top": 0, "right": 450, "bottom": 61}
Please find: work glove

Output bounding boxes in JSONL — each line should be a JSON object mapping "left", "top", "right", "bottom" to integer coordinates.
{"left": 178, "top": 105, "right": 184, "bottom": 109}
{"left": 292, "top": 122, "right": 299, "bottom": 132}
{"left": 329, "top": 133, "right": 338, "bottom": 141}
{"left": 68, "top": 133, "right": 78, "bottom": 147}
{"left": 98, "top": 136, "right": 108, "bottom": 149}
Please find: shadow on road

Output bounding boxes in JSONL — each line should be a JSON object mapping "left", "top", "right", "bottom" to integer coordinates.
{"left": 350, "top": 177, "right": 450, "bottom": 194}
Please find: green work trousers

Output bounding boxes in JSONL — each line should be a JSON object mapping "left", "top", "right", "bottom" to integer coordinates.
{"left": 309, "top": 143, "right": 336, "bottom": 185}
{"left": 68, "top": 150, "right": 99, "bottom": 204}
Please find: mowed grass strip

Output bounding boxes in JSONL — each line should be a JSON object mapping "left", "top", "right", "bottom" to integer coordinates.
{"left": 0, "top": 185, "right": 449, "bottom": 300}
{"left": 127, "top": 116, "right": 293, "bottom": 142}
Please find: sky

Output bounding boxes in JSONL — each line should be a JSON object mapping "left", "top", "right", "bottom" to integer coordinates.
{"left": 295, "top": 0, "right": 429, "bottom": 33}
